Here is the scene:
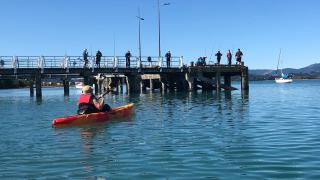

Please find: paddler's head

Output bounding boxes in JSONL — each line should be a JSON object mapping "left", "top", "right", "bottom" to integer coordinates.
{"left": 82, "top": 85, "right": 93, "bottom": 94}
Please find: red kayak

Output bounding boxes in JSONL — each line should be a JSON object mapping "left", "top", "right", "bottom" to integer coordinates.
{"left": 52, "top": 103, "right": 134, "bottom": 127}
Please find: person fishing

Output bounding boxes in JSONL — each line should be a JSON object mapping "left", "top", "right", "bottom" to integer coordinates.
{"left": 165, "top": 50, "right": 171, "bottom": 68}
{"left": 226, "top": 49, "right": 232, "bottom": 65}
{"left": 215, "top": 50, "right": 222, "bottom": 65}
{"left": 83, "top": 48, "right": 89, "bottom": 68}
{"left": 96, "top": 50, "right": 102, "bottom": 68}
{"left": 235, "top": 48, "right": 243, "bottom": 65}
{"left": 125, "top": 50, "right": 131, "bottom": 68}
{"left": 77, "top": 85, "right": 112, "bottom": 115}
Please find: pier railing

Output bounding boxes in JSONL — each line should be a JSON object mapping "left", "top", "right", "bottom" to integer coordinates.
{"left": 0, "top": 55, "right": 184, "bottom": 69}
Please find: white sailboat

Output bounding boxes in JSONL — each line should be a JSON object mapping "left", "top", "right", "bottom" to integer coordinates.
{"left": 275, "top": 49, "right": 293, "bottom": 83}
{"left": 275, "top": 77, "right": 293, "bottom": 83}
{"left": 75, "top": 82, "right": 84, "bottom": 89}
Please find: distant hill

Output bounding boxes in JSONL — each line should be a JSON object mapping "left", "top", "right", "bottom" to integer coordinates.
{"left": 249, "top": 63, "right": 320, "bottom": 80}
{"left": 249, "top": 69, "right": 274, "bottom": 75}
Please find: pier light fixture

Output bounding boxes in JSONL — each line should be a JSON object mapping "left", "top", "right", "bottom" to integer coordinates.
{"left": 136, "top": 8, "right": 144, "bottom": 65}
{"left": 157, "top": 0, "right": 170, "bottom": 59}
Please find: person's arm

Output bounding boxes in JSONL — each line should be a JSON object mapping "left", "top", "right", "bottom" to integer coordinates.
{"left": 92, "top": 97, "right": 104, "bottom": 110}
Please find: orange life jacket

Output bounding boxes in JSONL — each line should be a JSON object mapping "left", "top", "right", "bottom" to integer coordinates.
{"left": 77, "top": 93, "right": 92, "bottom": 105}
{"left": 77, "top": 93, "right": 98, "bottom": 114}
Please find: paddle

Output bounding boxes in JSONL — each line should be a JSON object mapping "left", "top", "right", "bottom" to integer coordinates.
{"left": 98, "top": 88, "right": 117, "bottom": 99}
{"left": 97, "top": 89, "right": 117, "bottom": 114}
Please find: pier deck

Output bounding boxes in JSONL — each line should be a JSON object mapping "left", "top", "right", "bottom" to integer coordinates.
{"left": 0, "top": 55, "right": 249, "bottom": 97}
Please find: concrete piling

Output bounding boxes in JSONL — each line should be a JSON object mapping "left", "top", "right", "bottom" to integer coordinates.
{"left": 215, "top": 72, "right": 221, "bottom": 91}
{"left": 126, "top": 74, "right": 141, "bottom": 93}
{"left": 224, "top": 75, "right": 231, "bottom": 89}
{"left": 241, "top": 67, "right": 249, "bottom": 91}
{"left": 35, "top": 73, "right": 42, "bottom": 98}
{"left": 63, "top": 79, "right": 69, "bottom": 96}
{"left": 29, "top": 80, "right": 34, "bottom": 97}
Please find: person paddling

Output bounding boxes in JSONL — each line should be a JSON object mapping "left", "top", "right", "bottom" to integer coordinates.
{"left": 77, "top": 85, "right": 112, "bottom": 115}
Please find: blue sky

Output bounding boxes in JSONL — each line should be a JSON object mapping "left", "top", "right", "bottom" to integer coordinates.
{"left": 0, "top": 0, "right": 319, "bottom": 69}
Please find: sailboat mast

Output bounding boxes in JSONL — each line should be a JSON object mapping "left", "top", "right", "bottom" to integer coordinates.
{"left": 276, "top": 48, "right": 282, "bottom": 75}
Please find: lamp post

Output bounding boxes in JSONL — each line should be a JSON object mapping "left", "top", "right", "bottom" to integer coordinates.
{"left": 136, "top": 8, "right": 144, "bottom": 63}
{"left": 157, "top": 0, "right": 170, "bottom": 59}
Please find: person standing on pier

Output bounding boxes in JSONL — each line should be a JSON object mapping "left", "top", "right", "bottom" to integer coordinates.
{"left": 83, "top": 49, "right": 89, "bottom": 68}
{"left": 96, "top": 50, "right": 102, "bottom": 68}
{"left": 165, "top": 50, "right": 171, "bottom": 68}
{"left": 235, "top": 48, "right": 243, "bottom": 65}
{"left": 226, "top": 50, "right": 232, "bottom": 65}
{"left": 77, "top": 85, "right": 111, "bottom": 115}
{"left": 215, "top": 50, "right": 222, "bottom": 65}
{"left": 125, "top": 50, "right": 131, "bottom": 68}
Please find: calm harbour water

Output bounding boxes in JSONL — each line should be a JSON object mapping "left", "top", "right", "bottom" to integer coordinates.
{"left": 1, "top": 80, "right": 320, "bottom": 179}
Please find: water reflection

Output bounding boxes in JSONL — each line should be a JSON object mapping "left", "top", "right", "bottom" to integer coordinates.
{"left": 3, "top": 82, "right": 320, "bottom": 178}
{"left": 80, "top": 125, "right": 106, "bottom": 174}
{"left": 35, "top": 96, "right": 42, "bottom": 105}
{"left": 224, "top": 90, "right": 232, "bottom": 100}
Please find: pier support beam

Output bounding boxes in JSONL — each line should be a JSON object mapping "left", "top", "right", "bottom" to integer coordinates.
{"left": 94, "top": 81, "right": 99, "bottom": 95}
{"left": 176, "top": 78, "right": 187, "bottom": 91}
{"left": 35, "top": 73, "right": 42, "bottom": 98}
{"left": 29, "top": 80, "right": 34, "bottom": 97}
{"left": 185, "top": 73, "right": 196, "bottom": 91}
{"left": 101, "top": 78, "right": 109, "bottom": 94}
{"left": 83, "top": 75, "right": 94, "bottom": 86}
{"left": 224, "top": 75, "right": 231, "bottom": 90}
{"left": 119, "top": 78, "right": 123, "bottom": 93}
{"left": 140, "top": 80, "right": 146, "bottom": 92}
{"left": 83, "top": 76, "right": 89, "bottom": 85}
{"left": 63, "top": 79, "right": 69, "bottom": 96}
{"left": 215, "top": 72, "right": 221, "bottom": 91}
{"left": 96, "top": 79, "right": 102, "bottom": 95}
{"left": 241, "top": 67, "right": 249, "bottom": 91}
{"left": 126, "top": 74, "right": 141, "bottom": 93}
{"left": 165, "top": 74, "right": 176, "bottom": 92}
{"left": 161, "top": 82, "right": 167, "bottom": 92}
{"left": 149, "top": 79, "right": 154, "bottom": 91}
{"left": 168, "top": 80, "right": 175, "bottom": 92}
{"left": 159, "top": 75, "right": 168, "bottom": 92}
{"left": 115, "top": 79, "right": 119, "bottom": 93}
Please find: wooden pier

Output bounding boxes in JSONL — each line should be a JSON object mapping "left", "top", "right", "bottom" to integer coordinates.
{"left": 0, "top": 55, "right": 249, "bottom": 97}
